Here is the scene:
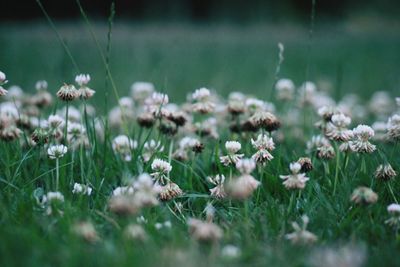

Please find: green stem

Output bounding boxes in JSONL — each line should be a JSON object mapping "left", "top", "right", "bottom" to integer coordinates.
{"left": 56, "top": 158, "right": 59, "bottom": 191}
{"left": 388, "top": 182, "right": 398, "bottom": 203}
{"left": 333, "top": 143, "right": 340, "bottom": 195}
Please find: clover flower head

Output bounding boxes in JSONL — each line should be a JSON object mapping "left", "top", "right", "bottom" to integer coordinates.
{"left": 47, "top": 144, "right": 68, "bottom": 159}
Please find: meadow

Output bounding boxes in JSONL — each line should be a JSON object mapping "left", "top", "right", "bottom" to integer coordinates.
{"left": 0, "top": 17, "right": 400, "bottom": 267}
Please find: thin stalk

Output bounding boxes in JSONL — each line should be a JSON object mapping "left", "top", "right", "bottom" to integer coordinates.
{"left": 55, "top": 158, "right": 59, "bottom": 191}
{"left": 35, "top": 0, "right": 80, "bottom": 73}
{"left": 388, "top": 183, "right": 398, "bottom": 203}
{"left": 64, "top": 102, "right": 69, "bottom": 143}
{"left": 333, "top": 143, "right": 340, "bottom": 195}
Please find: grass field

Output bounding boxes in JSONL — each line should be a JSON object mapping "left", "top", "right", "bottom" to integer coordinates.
{"left": 1, "top": 19, "right": 400, "bottom": 267}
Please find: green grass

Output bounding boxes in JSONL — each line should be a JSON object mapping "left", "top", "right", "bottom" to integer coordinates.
{"left": 1, "top": 21, "right": 400, "bottom": 267}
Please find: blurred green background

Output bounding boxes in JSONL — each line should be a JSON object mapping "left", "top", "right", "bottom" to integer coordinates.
{"left": 1, "top": 0, "right": 399, "bottom": 107}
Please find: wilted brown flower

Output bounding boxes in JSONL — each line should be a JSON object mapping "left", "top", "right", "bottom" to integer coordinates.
{"left": 159, "top": 182, "right": 183, "bottom": 201}
{"left": 137, "top": 112, "right": 156, "bottom": 128}
{"left": 297, "top": 157, "right": 313, "bottom": 173}
{"left": 374, "top": 164, "right": 397, "bottom": 181}
{"left": 56, "top": 84, "right": 78, "bottom": 101}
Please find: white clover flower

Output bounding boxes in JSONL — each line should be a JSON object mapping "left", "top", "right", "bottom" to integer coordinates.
{"left": 112, "top": 135, "right": 137, "bottom": 161}
{"left": 221, "top": 245, "right": 241, "bottom": 259}
{"left": 275, "top": 78, "right": 295, "bottom": 101}
{"left": 192, "top": 87, "right": 211, "bottom": 101}
{"left": 325, "top": 113, "right": 353, "bottom": 142}
{"left": 236, "top": 158, "right": 256, "bottom": 174}
{"left": 75, "top": 74, "right": 91, "bottom": 86}
{"left": 285, "top": 215, "right": 317, "bottom": 245}
{"left": 46, "top": 191, "right": 65, "bottom": 202}
{"left": 48, "top": 114, "right": 65, "bottom": 129}
{"left": 245, "top": 98, "right": 265, "bottom": 112}
{"left": 331, "top": 113, "right": 351, "bottom": 127}
{"left": 72, "top": 183, "right": 93, "bottom": 196}
{"left": 208, "top": 174, "right": 226, "bottom": 199}
{"left": 132, "top": 173, "right": 160, "bottom": 207}
{"left": 143, "top": 139, "right": 164, "bottom": 162}
{"left": 298, "top": 81, "right": 317, "bottom": 106}
{"left": 220, "top": 141, "right": 244, "bottom": 166}
{"left": 144, "top": 92, "right": 170, "bottom": 116}
{"left": 368, "top": 91, "right": 393, "bottom": 116}
{"left": 151, "top": 158, "right": 172, "bottom": 174}
{"left": 6, "top": 86, "right": 23, "bottom": 100}
{"left": 306, "top": 135, "right": 330, "bottom": 153}
{"left": 350, "top": 125, "right": 376, "bottom": 153}
{"left": 386, "top": 203, "right": 400, "bottom": 228}
{"left": 280, "top": 162, "right": 309, "bottom": 190}
{"left": 388, "top": 203, "right": 400, "bottom": 214}
{"left": 289, "top": 162, "right": 302, "bottom": 174}
{"left": 251, "top": 133, "right": 275, "bottom": 151}
{"left": 35, "top": 80, "right": 48, "bottom": 91}
{"left": 47, "top": 144, "right": 68, "bottom": 159}
{"left": 387, "top": 114, "right": 400, "bottom": 140}
{"left": 0, "top": 71, "right": 7, "bottom": 84}
{"left": 146, "top": 92, "right": 169, "bottom": 106}
{"left": 191, "top": 87, "right": 215, "bottom": 113}
{"left": 352, "top": 125, "right": 374, "bottom": 139}
{"left": 151, "top": 159, "right": 172, "bottom": 183}
{"left": 225, "top": 141, "right": 241, "bottom": 154}
{"left": 112, "top": 186, "right": 134, "bottom": 196}
{"left": 131, "top": 81, "right": 155, "bottom": 101}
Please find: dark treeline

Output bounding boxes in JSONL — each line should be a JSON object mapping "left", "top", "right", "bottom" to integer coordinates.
{"left": 3, "top": 0, "right": 399, "bottom": 22}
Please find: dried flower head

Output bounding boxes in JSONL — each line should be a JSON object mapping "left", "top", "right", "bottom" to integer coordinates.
{"left": 208, "top": 174, "right": 227, "bottom": 199}
{"left": 248, "top": 111, "right": 281, "bottom": 132}
{"left": 159, "top": 182, "right": 183, "bottom": 201}
{"left": 297, "top": 157, "right": 313, "bottom": 172}
{"left": 387, "top": 114, "right": 400, "bottom": 141}
{"left": 56, "top": 84, "right": 78, "bottom": 101}
{"left": 374, "top": 164, "right": 397, "bottom": 181}
{"left": 350, "top": 186, "right": 378, "bottom": 205}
